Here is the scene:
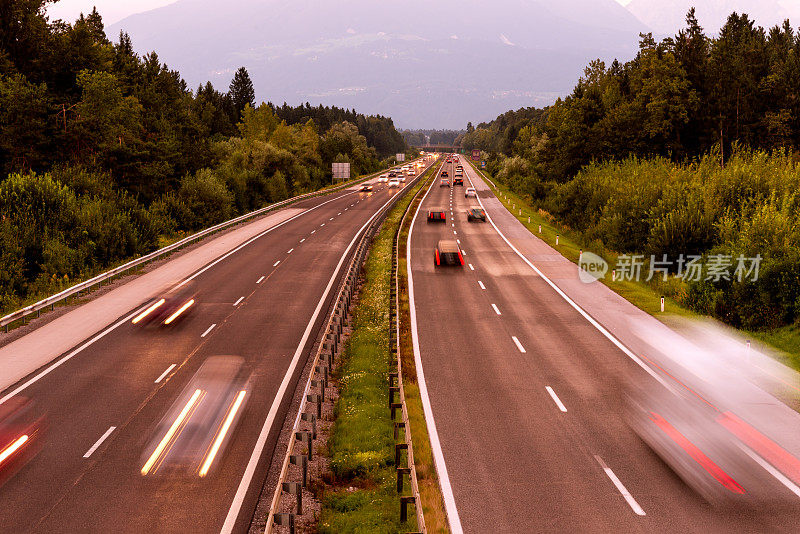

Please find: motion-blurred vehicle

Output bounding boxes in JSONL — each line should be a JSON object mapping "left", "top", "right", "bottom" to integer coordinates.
{"left": 435, "top": 240, "right": 464, "bottom": 266}
{"left": 453, "top": 176, "right": 464, "bottom": 186}
{"left": 465, "top": 187, "right": 477, "bottom": 198}
{"left": 0, "top": 397, "right": 46, "bottom": 487}
{"left": 467, "top": 207, "right": 486, "bottom": 222}
{"left": 427, "top": 208, "right": 446, "bottom": 223}
{"left": 388, "top": 171, "right": 397, "bottom": 178}
{"left": 141, "top": 356, "right": 250, "bottom": 478}
{"left": 440, "top": 170, "right": 448, "bottom": 178}
{"left": 388, "top": 178, "right": 401, "bottom": 187}
{"left": 407, "top": 168, "right": 415, "bottom": 176}
{"left": 440, "top": 179, "right": 450, "bottom": 187}
{"left": 359, "top": 183, "right": 373, "bottom": 192}
{"left": 132, "top": 280, "right": 197, "bottom": 327}
{"left": 377, "top": 174, "right": 388, "bottom": 183}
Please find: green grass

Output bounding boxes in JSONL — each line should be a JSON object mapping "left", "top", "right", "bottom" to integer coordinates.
{"left": 467, "top": 160, "right": 800, "bottom": 368}
{"left": 320, "top": 167, "right": 436, "bottom": 534}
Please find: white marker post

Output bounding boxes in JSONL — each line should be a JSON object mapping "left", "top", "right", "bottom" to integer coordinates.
{"left": 555, "top": 235, "right": 559, "bottom": 245}
{"left": 612, "top": 269, "right": 616, "bottom": 281}
{"left": 538, "top": 224, "right": 542, "bottom": 233}
{"left": 660, "top": 296, "right": 665, "bottom": 312}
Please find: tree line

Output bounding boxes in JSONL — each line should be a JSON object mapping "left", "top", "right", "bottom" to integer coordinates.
{"left": 0, "top": 0, "right": 407, "bottom": 312}
{"left": 401, "top": 129, "right": 465, "bottom": 147}
{"left": 464, "top": 10, "right": 800, "bottom": 330}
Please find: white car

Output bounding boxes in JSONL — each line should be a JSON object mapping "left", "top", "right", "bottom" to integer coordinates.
{"left": 377, "top": 174, "right": 389, "bottom": 182}
{"left": 465, "top": 187, "right": 477, "bottom": 198}
{"left": 388, "top": 178, "right": 401, "bottom": 187}
{"left": 407, "top": 168, "right": 416, "bottom": 176}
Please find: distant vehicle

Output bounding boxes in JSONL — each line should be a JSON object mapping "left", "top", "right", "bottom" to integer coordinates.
{"left": 377, "top": 174, "right": 389, "bottom": 182}
{"left": 440, "top": 179, "right": 450, "bottom": 187}
{"left": 427, "top": 208, "right": 446, "bottom": 223}
{"left": 465, "top": 187, "right": 477, "bottom": 198}
{"left": 359, "top": 183, "right": 373, "bottom": 192}
{"left": 467, "top": 207, "right": 486, "bottom": 222}
{"left": 435, "top": 240, "right": 464, "bottom": 266}
{"left": 397, "top": 172, "right": 404, "bottom": 178}
{"left": 132, "top": 280, "right": 197, "bottom": 327}
{"left": 388, "top": 171, "right": 397, "bottom": 178}
{"left": 407, "top": 168, "right": 415, "bottom": 176}
{"left": 0, "top": 397, "right": 46, "bottom": 488}
{"left": 440, "top": 170, "right": 448, "bottom": 177}
{"left": 388, "top": 178, "right": 401, "bottom": 187}
{"left": 453, "top": 176, "right": 464, "bottom": 186}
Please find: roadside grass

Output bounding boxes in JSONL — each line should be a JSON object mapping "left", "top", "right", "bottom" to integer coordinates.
{"left": 466, "top": 160, "right": 800, "bottom": 369}
{"left": 320, "top": 165, "right": 440, "bottom": 533}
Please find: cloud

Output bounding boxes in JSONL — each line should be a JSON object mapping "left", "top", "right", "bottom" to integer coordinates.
{"left": 346, "top": 28, "right": 356, "bottom": 34}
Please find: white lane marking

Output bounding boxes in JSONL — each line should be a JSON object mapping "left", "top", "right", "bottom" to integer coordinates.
{"left": 300, "top": 238, "right": 305, "bottom": 243}
{"left": 0, "top": 306, "right": 148, "bottom": 406}
{"left": 201, "top": 324, "right": 216, "bottom": 338}
{"left": 452, "top": 223, "right": 455, "bottom": 227}
{"left": 287, "top": 248, "right": 294, "bottom": 254}
{"left": 469, "top": 264, "right": 474, "bottom": 271}
{"left": 273, "top": 261, "right": 280, "bottom": 267}
{"left": 233, "top": 296, "right": 244, "bottom": 306}
{"left": 83, "top": 426, "right": 116, "bottom": 458}
{"left": 256, "top": 276, "right": 265, "bottom": 284}
{"left": 453, "top": 230, "right": 457, "bottom": 235}
{"left": 456, "top": 239, "right": 460, "bottom": 244}
{"left": 221, "top": 183, "right": 415, "bottom": 534}
{"left": 155, "top": 363, "right": 177, "bottom": 383}
{"left": 595, "top": 455, "right": 646, "bottom": 516}
{"left": 491, "top": 304, "right": 501, "bottom": 315}
{"left": 545, "top": 386, "right": 567, "bottom": 412}
{"left": 461, "top": 250, "right": 466, "bottom": 255}
{"left": 311, "top": 230, "right": 316, "bottom": 234}
{"left": 320, "top": 223, "right": 325, "bottom": 227}
{"left": 478, "top": 281, "right": 485, "bottom": 290}
{"left": 329, "top": 217, "right": 334, "bottom": 221}
{"left": 464, "top": 170, "right": 671, "bottom": 389}
{"left": 512, "top": 336, "right": 526, "bottom": 353}
{"left": 344, "top": 208, "right": 348, "bottom": 211}
{"left": 338, "top": 212, "right": 342, "bottom": 215}
{"left": 405, "top": 161, "right": 464, "bottom": 534}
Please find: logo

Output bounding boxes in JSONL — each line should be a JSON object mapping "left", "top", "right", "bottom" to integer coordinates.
{"left": 578, "top": 252, "right": 608, "bottom": 284}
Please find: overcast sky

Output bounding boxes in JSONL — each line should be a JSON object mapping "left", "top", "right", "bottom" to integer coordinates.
{"left": 48, "top": 0, "right": 634, "bottom": 25}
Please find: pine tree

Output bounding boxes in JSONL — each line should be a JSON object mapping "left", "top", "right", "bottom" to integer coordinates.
{"left": 228, "top": 66, "right": 255, "bottom": 124}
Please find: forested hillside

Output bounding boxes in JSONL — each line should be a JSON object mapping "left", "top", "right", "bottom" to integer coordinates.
{"left": 0, "top": 1, "right": 407, "bottom": 313}
{"left": 466, "top": 10, "right": 800, "bottom": 330}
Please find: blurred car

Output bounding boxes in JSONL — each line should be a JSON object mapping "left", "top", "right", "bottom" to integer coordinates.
{"left": 388, "top": 171, "right": 397, "bottom": 178}
{"left": 377, "top": 174, "right": 389, "bottom": 183}
{"left": 359, "top": 183, "right": 373, "bottom": 192}
{"left": 453, "top": 176, "right": 464, "bottom": 186}
{"left": 407, "top": 168, "right": 415, "bottom": 176}
{"left": 427, "top": 208, "right": 446, "bottom": 223}
{"left": 132, "top": 280, "right": 197, "bottom": 327}
{"left": 441, "top": 170, "right": 449, "bottom": 178}
{"left": 435, "top": 240, "right": 464, "bottom": 266}
{"left": 388, "top": 178, "right": 401, "bottom": 187}
{"left": 467, "top": 207, "right": 486, "bottom": 222}
{"left": 141, "top": 356, "right": 250, "bottom": 478}
{"left": 0, "top": 397, "right": 46, "bottom": 487}
{"left": 465, "top": 187, "right": 477, "bottom": 198}
{"left": 440, "top": 179, "right": 450, "bottom": 187}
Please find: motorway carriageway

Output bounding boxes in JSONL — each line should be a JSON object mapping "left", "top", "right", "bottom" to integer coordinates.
{"left": 407, "top": 156, "right": 800, "bottom": 533}
{"left": 0, "top": 159, "right": 434, "bottom": 533}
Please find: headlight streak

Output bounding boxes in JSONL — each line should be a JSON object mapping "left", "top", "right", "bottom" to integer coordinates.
{"left": 198, "top": 390, "right": 247, "bottom": 477}
{"left": 141, "top": 388, "right": 204, "bottom": 476}
{"left": 131, "top": 299, "right": 165, "bottom": 324}
{"left": 0, "top": 435, "right": 28, "bottom": 466}
{"left": 163, "top": 299, "right": 195, "bottom": 325}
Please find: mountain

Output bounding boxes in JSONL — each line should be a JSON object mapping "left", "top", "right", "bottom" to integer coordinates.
{"left": 626, "top": 0, "right": 800, "bottom": 36}
{"left": 108, "top": 0, "right": 649, "bottom": 128}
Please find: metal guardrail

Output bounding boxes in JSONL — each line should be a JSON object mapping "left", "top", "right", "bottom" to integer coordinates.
{"left": 264, "top": 158, "right": 437, "bottom": 534}
{"left": 0, "top": 165, "right": 399, "bottom": 332}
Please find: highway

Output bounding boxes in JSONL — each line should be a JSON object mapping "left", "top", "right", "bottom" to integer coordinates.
{"left": 407, "top": 156, "right": 800, "bottom": 533}
{"left": 0, "top": 160, "right": 433, "bottom": 533}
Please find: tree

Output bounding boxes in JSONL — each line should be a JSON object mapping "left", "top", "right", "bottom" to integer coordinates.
{"left": 228, "top": 66, "right": 255, "bottom": 124}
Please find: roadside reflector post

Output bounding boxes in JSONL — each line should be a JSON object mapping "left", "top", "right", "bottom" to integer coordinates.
{"left": 395, "top": 443, "right": 408, "bottom": 466}
{"left": 660, "top": 296, "right": 665, "bottom": 312}
{"left": 579, "top": 249, "right": 583, "bottom": 262}
{"left": 301, "top": 411, "right": 317, "bottom": 439}
{"left": 400, "top": 496, "right": 415, "bottom": 523}
{"left": 612, "top": 269, "right": 616, "bottom": 281}
{"left": 538, "top": 224, "right": 542, "bottom": 233}
{"left": 556, "top": 235, "right": 559, "bottom": 245}
{"left": 746, "top": 339, "right": 751, "bottom": 350}
{"left": 282, "top": 482, "right": 303, "bottom": 516}
{"left": 289, "top": 454, "right": 308, "bottom": 487}
{"left": 295, "top": 431, "right": 313, "bottom": 460}
{"left": 397, "top": 467, "right": 411, "bottom": 493}
{"left": 528, "top": 216, "right": 531, "bottom": 223}
{"left": 273, "top": 513, "right": 294, "bottom": 534}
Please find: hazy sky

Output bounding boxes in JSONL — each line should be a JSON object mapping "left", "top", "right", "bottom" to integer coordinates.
{"left": 48, "top": 0, "right": 634, "bottom": 25}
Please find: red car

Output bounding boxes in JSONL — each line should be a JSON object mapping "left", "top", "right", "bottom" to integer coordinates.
{"left": 427, "top": 208, "right": 446, "bottom": 222}
{"left": 0, "top": 397, "right": 46, "bottom": 487}
{"left": 435, "top": 240, "right": 464, "bottom": 266}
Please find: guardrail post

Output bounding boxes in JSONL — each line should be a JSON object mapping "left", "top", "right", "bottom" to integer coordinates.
{"left": 307, "top": 393, "right": 322, "bottom": 418}
{"left": 289, "top": 454, "right": 309, "bottom": 487}
{"left": 282, "top": 482, "right": 303, "bottom": 515}
{"left": 400, "top": 496, "right": 415, "bottom": 523}
{"left": 397, "top": 467, "right": 411, "bottom": 493}
{"left": 295, "top": 431, "right": 313, "bottom": 461}
{"left": 395, "top": 443, "right": 408, "bottom": 466}
{"left": 394, "top": 421, "right": 405, "bottom": 440}
{"left": 389, "top": 385, "right": 400, "bottom": 406}
{"left": 390, "top": 402, "right": 403, "bottom": 420}
{"left": 310, "top": 379, "right": 325, "bottom": 402}
{"left": 272, "top": 513, "right": 294, "bottom": 534}
{"left": 300, "top": 412, "right": 317, "bottom": 439}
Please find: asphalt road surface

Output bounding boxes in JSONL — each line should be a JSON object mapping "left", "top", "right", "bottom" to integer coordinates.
{"left": 0, "top": 160, "right": 433, "bottom": 534}
{"left": 407, "top": 155, "right": 800, "bottom": 533}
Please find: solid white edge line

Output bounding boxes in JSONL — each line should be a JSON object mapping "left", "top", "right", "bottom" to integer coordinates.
{"left": 220, "top": 178, "right": 419, "bottom": 534}
{"left": 256, "top": 276, "right": 265, "bottom": 284}
{"left": 464, "top": 167, "right": 671, "bottom": 389}
{"left": 406, "top": 162, "right": 465, "bottom": 534}
{"left": 491, "top": 304, "right": 501, "bottom": 315}
{"left": 154, "top": 363, "right": 177, "bottom": 383}
{"left": 545, "top": 386, "right": 568, "bottom": 412}
{"left": 83, "top": 426, "right": 116, "bottom": 458}
{"left": 595, "top": 455, "right": 646, "bottom": 516}
{"left": 233, "top": 296, "right": 244, "bottom": 306}
{"left": 512, "top": 336, "right": 526, "bottom": 353}
{"left": 201, "top": 324, "right": 217, "bottom": 338}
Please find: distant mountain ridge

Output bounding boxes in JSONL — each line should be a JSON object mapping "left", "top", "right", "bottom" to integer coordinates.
{"left": 625, "top": 0, "right": 800, "bottom": 36}
{"left": 109, "top": 0, "right": 650, "bottom": 128}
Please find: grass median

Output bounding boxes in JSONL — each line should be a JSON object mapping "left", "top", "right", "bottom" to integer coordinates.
{"left": 319, "top": 166, "right": 441, "bottom": 533}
